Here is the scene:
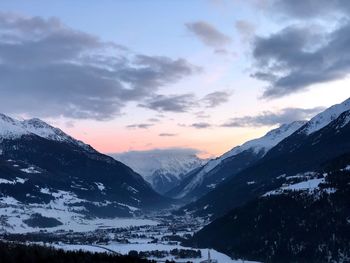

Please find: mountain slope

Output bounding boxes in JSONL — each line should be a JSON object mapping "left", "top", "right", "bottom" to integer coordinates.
{"left": 0, "top": 114, "right": 169, "bottom": 232}
{"left": 187, "top": 152, "right": 350, "bottom": 263}
{"left": 167, "top": 121, "right": 306, "bottom": 202}
{"left": 112, "top": 149, "right": 205, "bottom": 194}
{"left": 181, "top": 98, "right": 350, "bottom": 218}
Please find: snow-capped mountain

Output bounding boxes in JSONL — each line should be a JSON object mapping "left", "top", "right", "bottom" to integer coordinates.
{"left": 188, "top": 155, "right": 350, "bottom": 262}
{"left": 182, "top": 98, "right": 350, "bottom": 218}
{"left": 112, "top": 149, "right": 205, "bottom": 194}
{"left": 187, "top": 107, "right": 350, "bottom": 262}
{"left": 299, "top": 97, "right": 350, "bottom": 135}
{"left": 168, "top": 121, "right": 306, "bottom": 201}
{"left": 0, "top": 114, "right": 93, "bottom": 152}
{"left": 0, "top": 114, "right": 168, "bottom": 232}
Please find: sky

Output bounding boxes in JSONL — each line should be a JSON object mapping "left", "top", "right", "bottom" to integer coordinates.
{"left": 0, "top": 0, "right": 349, "bottom": 158}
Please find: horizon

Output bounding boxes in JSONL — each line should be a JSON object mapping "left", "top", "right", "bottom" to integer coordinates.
{"left": 0, "top": 1, "right": 349, "bottom": 158}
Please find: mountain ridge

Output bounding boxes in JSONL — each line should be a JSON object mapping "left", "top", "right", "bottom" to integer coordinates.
{"left": 167, "top": 120, "right": 307, "bottom": 201}
{"left": 181, "top": 98, "right": 350, "bottom": 218}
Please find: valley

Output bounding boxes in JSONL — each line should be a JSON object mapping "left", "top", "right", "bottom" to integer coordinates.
{"left": 0, "top": 212, "right": 256, "bottom": 263}
{"left": 0, "top": 98, "right": 349, "bottom": 262}
{"left": 0, "top": 3, "right": 349, "bottom": 262}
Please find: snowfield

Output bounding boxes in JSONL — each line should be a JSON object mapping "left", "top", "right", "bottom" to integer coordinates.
{"left": 0, "top": 193, "right": 157, "bottom": 233}
{"left": 54, "top": 242, "right": 260, "bottom": 263}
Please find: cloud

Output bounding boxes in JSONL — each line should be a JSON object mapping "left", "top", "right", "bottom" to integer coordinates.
{"left": 251, "top": 21, "right": 350, "bottom": 98}
{"left": 185, "top": 21, "right": 231, "bottom": 48}
{"left": 112, "top": 147, "right": 203, "bottom": 160}
{"left": 235, "top": 20, "right": 256, "bottom": 42}
{"left": 214, "top": 48, "right": 230, "bottom": 56}
{"left": 139, "top": 94, "right": 197, "bottom": 112}
{"left": 126, "top": 123, "right": 154, "bottom": 129}
{"left": 201, "top": 91, "right": 232, "bottom": 107}
{"left": 222, "top": 107, "right": 324, "bottom": 127}
{"left": 148, "top": 118, "right": 160, "bottom": 122}
{"left": 0, "top": 12, "right": 200, "bottom": 120}
{"left": 191, "top": 122, "right": 212, "bottom": 129}
{"left": 159, "top": 133, "right": 177, "bottom": 137}
{"left": 195, "top": 111, "right": 210, "bottom": 119}
{"left": 270, "top": 0, "right": 350, "bottom": 19}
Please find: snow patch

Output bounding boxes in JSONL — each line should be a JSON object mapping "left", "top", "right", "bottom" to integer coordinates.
{"left": 94, "top": 182, "right": 105, "bottom": 191}
{"left": 20, "top": 166, "right": 41, "bottom": 174}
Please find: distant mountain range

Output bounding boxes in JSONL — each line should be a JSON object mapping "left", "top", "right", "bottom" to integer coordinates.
{"left": 112, "top": 148, "right": 205, "bottom": 194}
{"left": 0, "top": 115, "right": 168, "bottom": 232}
{"left": 183, "top": 97, "right": 350, "bottom": 262}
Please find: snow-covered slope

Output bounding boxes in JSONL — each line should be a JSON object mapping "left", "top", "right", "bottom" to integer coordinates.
{"left": 299, "top": 97, "right": 350, "bottom": 135}
{"left": 0, "top": 114, "right": 168, "bottom": 231}
{"left": 172, "top": 121, "right": 307, "bottom": 200}
{"left": 209, "top": 121, "right": 307, "bottom": 173}
{"left": 112, "top": 149, "right": 205, "bottom": 194}
{"left": 181, "top": 103, "right": 350, "bottom": 218}
{"left": 0, "top": 114, "right": 92, "bottom": 151}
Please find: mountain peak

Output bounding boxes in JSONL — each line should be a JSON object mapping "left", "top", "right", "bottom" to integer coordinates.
{"left": 0, "top": 113, "right": 92, "bottom": 152}
{"left": 24, "top": 118, "right": 52, "bottom": 128}
{"left": 223, "top": 120, "right": 307, "bottom": 159}
{"left": 300, "top": 97, "right": 350, "bottom": 135}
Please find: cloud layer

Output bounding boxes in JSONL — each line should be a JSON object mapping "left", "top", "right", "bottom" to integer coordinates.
{"left": 0, "top": 12, "right": 199, "bottom": 120}
{"left": 271, "top": 0, "right": 350, "bottom": 19}
{"left": 250, "top": 1, "right": 350, "bottom": 98}
{"left": 222, "top": 107, "right": 324, "bottom": 127}
{"left": 252, "top": 21, "right": 350, "bottom": 98}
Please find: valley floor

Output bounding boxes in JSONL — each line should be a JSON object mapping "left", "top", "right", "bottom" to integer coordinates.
{"left": 0, "top": 213, "right": 260, "bottom": 263}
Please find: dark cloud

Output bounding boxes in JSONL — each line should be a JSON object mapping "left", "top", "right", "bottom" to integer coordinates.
{"left": 270, "top": 0, "right": 350, "bottom": 19}
{"left": 139, "top": 94, "right": 197, "bottom": 112}
{"left": 185, "top": 21, "right": 231, "bottom": 48}
{"left": 191, "top": 122, "right": 212, "bottom": 129}
{"left": 201, "top": 91, "right": 232, "bottom": 107}
{"left": 126, "top": 123, "right": 154, "bottom": 129}
{"left": 159, "top": 133, "right": 177, "bottom": 137}
{"left": 251, "top": 21, "right": 350, "bottom": 98}
{"left": 0, "top": 12, "right": 200, "bottom": 120}
{"left": 222, "top": 107, "right": 324, "bottom": 127}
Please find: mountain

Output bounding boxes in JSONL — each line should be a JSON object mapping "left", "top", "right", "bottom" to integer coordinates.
{"left": 187, "top": 144, "right": 350, "bottom": 263}
{"left": 112, "top": 149, "right": 205, "bottom": 194}
{"left": 0, "top": 114, "right": 168, "bottom": 232}
{"left": 167, "top": 121, "right": 306, "bottom": 202}
{"left": 180, "top": 98, "right": 350, "bottom": 218}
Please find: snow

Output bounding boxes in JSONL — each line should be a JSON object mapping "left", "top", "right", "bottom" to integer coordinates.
{"left": 112, "top": 149, "right": 206, "bottom": 184}
{"left": 0, "top": 114, "right": 91, "bottom": 152}
{"left": 54, "top": 242, "right": 260, "bottom": 263}
{"left": 0, "top": 178, "right": 16, "bottom": 184}
{"left": 126, "top": 185, "right": 139, "bottom": 194}
{"left": 264, "top": 178, "right": 325, "bottom": 196}
{"left": 0, "top": 188, "right": 157, "bottom": 233}
{"left": 94, "top": 182, "right": 105, "bottom": 191}
{"left": 0, "top": 177, "right": 27, "bottom": 184}
{"left": 20, "top": 166, "right": 41, "bottom": 174}
{"left": 300, "top": 97, "right": 350, "bottom": 135}
{"left": 282, "top": 178, "right": 324, "bottom": 191}
{"left": 175, "top": 121, "right": 306, "bottom": 199}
